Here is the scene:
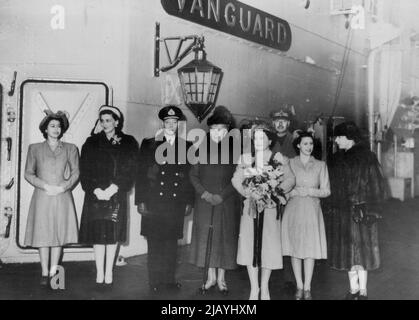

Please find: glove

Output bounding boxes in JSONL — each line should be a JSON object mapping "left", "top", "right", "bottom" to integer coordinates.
{"left": 243, "top": 188, "right": 252, "bottom": 199}
{"left": 137, "top": 202, "right": 151, "bottom": 215}
{"left": 250, "top": 191, "right": 263, "bottom": 201}
{"left": 44, "top": 184, "right": 64, "bottom": 196}
{"left": 185, "top": 204, "right": 193, "bottom": 216}
{"left": 295, "top": 187, "right": 309, "bottom": 197}
{"left": 289, "top": 189, "right": 298, "bottom": 198}
{"left": 210, "top": 194, "right": 223, "bottom": 206}
{"left": 94, "top": 188, "right": 107, "bottom": 200}
{"left": 201, "top": 191, "right": 213, "bottom": 203}
{"left": 103, "top": 184, "right": 119, "bottom": 200}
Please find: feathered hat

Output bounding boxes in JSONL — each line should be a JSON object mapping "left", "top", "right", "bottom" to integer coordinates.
{"left": 39, "top": 110, "right": 70, "bottom": 134}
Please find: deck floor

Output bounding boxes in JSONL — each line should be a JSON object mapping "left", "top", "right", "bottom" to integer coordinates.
{"left": 1, "top": 198, "right": 418, "bottom": 300}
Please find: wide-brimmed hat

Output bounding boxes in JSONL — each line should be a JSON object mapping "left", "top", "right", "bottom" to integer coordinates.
{"left": 207, "top": 105, "right": 234, "bottom": 127}
{"left": 39, "top": 110, "right": 69, "bottom": 134}
{"left": 158, "top": 105, "right": 184, "bottom": 121}
{"left": 333, "top": 121, "right": 362, "bottom": 142}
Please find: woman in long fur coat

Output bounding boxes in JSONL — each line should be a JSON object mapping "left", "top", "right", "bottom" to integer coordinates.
{"left": 325, "top": 121, "right": 386, "bottom": 300}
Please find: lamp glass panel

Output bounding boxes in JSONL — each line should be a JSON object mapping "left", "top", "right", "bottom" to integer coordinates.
{"left": 202, "top": 71, "right": 211, "bottom": 103}
{"left": 208, "top": 73, "right": 220, "bottom": 102}
{"left": 196, "top": 71, "right": 204, "bottom": 83}
{"left": 185, "top": 72, "right": 194, "bottom": 103}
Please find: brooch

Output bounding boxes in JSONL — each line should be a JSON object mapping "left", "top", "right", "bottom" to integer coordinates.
{"left": 112, "top": 135, "right": 122, "bottom": 145}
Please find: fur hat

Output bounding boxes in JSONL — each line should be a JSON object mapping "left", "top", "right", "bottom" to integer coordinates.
{"left": 333, "top": 121, "right": 362, "bottom": 142}
{"left": 207, "top": 105, "right": 234, "bottom": 128}
{"left": 39, "top": 110, "right": 69, "bottom": 134}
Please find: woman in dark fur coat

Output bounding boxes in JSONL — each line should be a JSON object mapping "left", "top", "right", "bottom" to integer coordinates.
{"left": 325, "top": 121, "right": 386, "bottom": 300}
{"left": 79, "top": 105, "right": 139, "bottom": 285}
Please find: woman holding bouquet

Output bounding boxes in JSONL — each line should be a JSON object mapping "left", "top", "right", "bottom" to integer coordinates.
{"left": 232, "top": 122, "right": 295, "bottom": 300}
{"left": 281, "top": 131, "right": 330, "bottom": 300}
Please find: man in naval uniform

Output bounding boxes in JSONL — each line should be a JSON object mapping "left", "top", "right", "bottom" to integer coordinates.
{"left": 135, "top": 105, "right": 194, "bottom": 293}
{"left": 270, "top": 106, "right": 297, "bottom": 158}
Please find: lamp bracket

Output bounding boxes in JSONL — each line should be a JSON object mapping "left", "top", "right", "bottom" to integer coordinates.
{"left": 154, "top": 22, "right": 205, "bottom": 77}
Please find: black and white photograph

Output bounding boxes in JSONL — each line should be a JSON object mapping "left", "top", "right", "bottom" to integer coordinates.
{"left": 0, "top": 0, "right": 419, "bottom": 305}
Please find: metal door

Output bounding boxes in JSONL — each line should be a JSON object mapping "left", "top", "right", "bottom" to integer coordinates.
{"left": 17, "top": 80, "right": 108, "bottom": 248}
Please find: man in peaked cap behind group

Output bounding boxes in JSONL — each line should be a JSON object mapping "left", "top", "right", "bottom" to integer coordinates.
{"left": 270, "top": 105, "right": 297, "bottom": 159}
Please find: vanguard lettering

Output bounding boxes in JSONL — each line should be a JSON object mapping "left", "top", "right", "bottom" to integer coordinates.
{"left": 161, "top": 0, "right": 292, "bottom": 51}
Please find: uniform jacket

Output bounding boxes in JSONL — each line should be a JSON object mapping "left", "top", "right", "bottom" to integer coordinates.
{"left": 135, "top": 134, "right": 194, "bottom": 239}
{"left": 271, "top": 131, "right": 297, "bottom": 158}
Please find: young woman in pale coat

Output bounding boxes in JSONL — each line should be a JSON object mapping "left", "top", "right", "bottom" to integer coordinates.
{"left": 24, "top": 110, "right": 79, "bottom": 286}
{"left": 281, "top": 131, "right": 330, "bottom": 300}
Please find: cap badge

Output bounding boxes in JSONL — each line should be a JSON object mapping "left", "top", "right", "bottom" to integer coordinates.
{"left": 275, "top": 110, "right": 289, "bottom": 117}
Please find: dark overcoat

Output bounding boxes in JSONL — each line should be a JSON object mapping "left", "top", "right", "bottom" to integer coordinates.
{"left": 325, "top": 142, "right": 386, "bottom": 271}
{"left": 188, "top": 134, "right": 241, "bottom": 270}
{"left": 79, "top": 131, "right": 139, "bottom": 244}
{"left": 135, "top": 135, "right": 194, "bottom": 240}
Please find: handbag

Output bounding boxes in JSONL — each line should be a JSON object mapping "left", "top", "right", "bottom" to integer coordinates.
{"left": 352, "top": 203, "right": 383, "bottom": 227}
{"left": 90, "top": 148, "right": 120, "bottom": 223}
{"left": 91, "top": 196, "right": 120, "bottom": 222}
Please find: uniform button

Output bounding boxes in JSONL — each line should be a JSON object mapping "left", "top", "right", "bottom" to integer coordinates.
{"left": 161, "top": 171, "right": 165, "bottom": 175}
{"left": 175, "top": 173, "right": 179, "bottom": 176}
{"left": 174, "top": 183, "right": 178, "bottom": 186}
{"left": 161, "top": 182, "right": 164, "bottom": 185}
{"left": 160, "top": 192, "right": 163, "bottom": 196}
{"left": 173, "top": 194, "right": 177, "bottom": 197}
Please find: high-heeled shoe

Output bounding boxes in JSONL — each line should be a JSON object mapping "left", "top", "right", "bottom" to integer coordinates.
{"left": 198, "top": 280, "right": 216, "bottom": 295}
{"left": 303, "top": 290, "right": 312, "bottom": 300}
{"left": 249, "top": 288, "right": 260, "bottom": 300}
{"left": 217, "top": 280, "right": 229, "bottom": 296}
{"left": 104, "top": 275, "right": 113, "bottom": 286}
{"left": 295, "top": 288, "right": 304, "bottom": 300}
{"left": 96, "top": 274, "right": 104, "bottom": 284}
{"left": 260, "top": 288, "right": 270, "bottom": 300}
{"left": 166, "top": 282, "right": 182, "bottom": 291}
{"left": 344, "top": 291, "right": 359, "bottom": 300}
{"left": 40, "top": 275, "right": 49, "bottom": 287}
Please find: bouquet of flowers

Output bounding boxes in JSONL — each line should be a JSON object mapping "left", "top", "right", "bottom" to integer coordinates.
{"left": 242, "top": 153, "right": 287, "bottom": 217}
